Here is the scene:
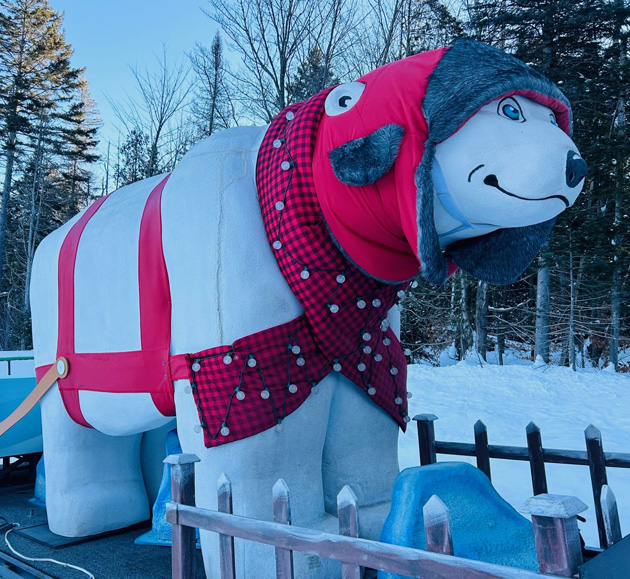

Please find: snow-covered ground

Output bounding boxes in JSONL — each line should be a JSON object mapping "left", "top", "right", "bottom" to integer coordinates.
{"left": 399, "top": 358, "right": 630, "bottom": 547}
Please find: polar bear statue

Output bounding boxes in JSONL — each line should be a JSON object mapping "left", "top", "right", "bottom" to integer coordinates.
{"left": 26, "top": 40, "right": 585, "bottom": 577}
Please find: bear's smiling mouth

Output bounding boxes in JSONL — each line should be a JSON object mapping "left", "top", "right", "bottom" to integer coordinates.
{"left": 483, "top": 174, "right": 570, "bottom": 208}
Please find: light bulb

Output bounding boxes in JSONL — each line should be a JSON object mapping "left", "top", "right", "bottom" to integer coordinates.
{"left": 397, "top": 290, "right": 406, "bottom": 299}
{"left": 404, "top": 348, "right": 412, "bottom": 356}
{"left": 273, "top": 240, "right": 282, "bottom": 250}
{"left": 273, "top": 139, "right": 283, "bottom": 148}
{"left": 381, "top": 319, "right": 390, "bottom": 330}
{"left": 368, "top": 386, "right": 376, "bottom": 396}
{"left": 333, "top": 362, "right": 342, "bottom": 372}
{"left": 286, "top": 111, "right": 295, "bottom": 120}
{"left": 395, "top": 396, "right": 403, "bottom": 405}
{"left": 390, "top": 367, "right": 399, "bottom": 375}
{"left": 329, "top": 304, "right": 339, "bottom": 313}
{"left": 223, "top": 355, "right": 233, "bottom": 365}
{"left": 288, "top": 384, "right": 298, "bottom": 393}
{"left": 311, "top": 385, "right": 320, "bottom": 394}
{"left": 363, "top": 345, "right": 372, "bottom": 354}
{"left": 192, "top": 362, "right": 201, "bottom": 372}
{"left": 275, "top": 201, "right": 285, "bottom": 211}
{"left": 296, "top": 357, "right": 305, "bottom": 367}
{"left": 404, "top": 415, "right": 411, "bottom": 423}
{"left": 291, "top": 345, "right": 301, "bottom": 355}
{"left": 336, "top": 274, "right": 346, "bottom": 284}
{"left": 261, "top": 390, "right": 270, "bottom": 400}
{"left": 411, "top": 280, "right": 419, "bottom": 288}
{"left": 374, "top": 354, "right": 382, "bottom": 362}
{"left": 357, "top": 363, "right": 366, "bottom": 372}
{"left": 357, "top": 299, "right": 366, "bottom": 309}
{"left": 276, "top": 421, "right": 284, "bottom": 432}
{"left": 221, "top": 426, "right": 230, "bottom": 436}
{"left": 236, "top": 390, "right": 246, "bottom": 400}
{"left": 383, "top": 338, "right": 391, "bottom": 346}
{"left": 281, "top": 161, "right": 291, "bottom": 171}
{"left": 362, "top": 332, "right": 371, "bottom": 342}
{"left": 372, "top": 299, "right": 381, "bottom": 307}
{"left": 301, "top": 269, "right": 310, "bottom": 280}
{"left": 407, "top": 392, "right": 413, "bottom": 399}
{"left": 248, "top": 357, "right": 257, "bottom": 368}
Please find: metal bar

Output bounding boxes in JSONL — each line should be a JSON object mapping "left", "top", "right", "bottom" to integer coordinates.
{"left": 0, "top": 550, "right": 56, "bottom": 578}
{"left": 338, "top": 486, "right": 362, "bottom": 579}
{"left": 423, "top": 495, "right": 453, "bottom": 556}
{"left": 165, "top": 454, "right": 200, "bottom": 579}
{"left": 432, "top": 441, "right": 630, "bottom": 468}
{"left": 526, "top": 422, "right": 548, "bottom": 495}
{"left": 272, "top": 479, "right": 294, "bottom": 579}
{"left": 474, "top": 420, "right": 491, "bottom": 480}
{"left": 167, "top": 503, "right": 552, "bottom": 579}
{"left": 585, "top": 425, "right": 608, "bottom": 549}
{"left": 217, "top": 474, "right": 236, "bottom": 579}
{"left": 414, "top": 414, "right": 438, "bottom": 466}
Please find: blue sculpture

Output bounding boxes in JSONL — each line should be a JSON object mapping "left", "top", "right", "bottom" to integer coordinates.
{"left": 379, "top": 462, "right": 539, "bottom": 578}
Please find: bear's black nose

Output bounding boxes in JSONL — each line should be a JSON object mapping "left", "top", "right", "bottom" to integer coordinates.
{"left": 566, "top": 151, "right": 587, "bottom": 188}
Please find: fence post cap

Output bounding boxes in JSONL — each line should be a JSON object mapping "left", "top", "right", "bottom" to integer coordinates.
{"left": 520, "top": 494, "right": 588, "bottom": 518}
{"left": 164, "top": 453, "right": 201, "bottom": 465}
{"left": 585, "top": 424, "right": 602, "bottom": 440}
{"left": 413, "top": 414, "right": 438, "bottom": 422}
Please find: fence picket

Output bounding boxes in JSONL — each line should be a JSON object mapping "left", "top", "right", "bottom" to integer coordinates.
{"left": 521, "top": 494, "right": 587, "bottom": 577}
{"left": 585, "top": 424, "right": 608, "bottom": 548}
{"left": 414, "top": 414, "right": 438, "bottom": 466}
{"left": 164, "top": 453, "right": 200, "bottom": 579}
{"left": 272, "top": 479, "right": 294, "bottom": 579}
{"left": 526, "top": 422, "right": 548, "bottom": 496}
{"left": 423, "top": 495, "right": 453, "bottom": 556}
{"left": 474, "top": 420, "right": 491, "bottom": 480}
{"left": 600, "top": 484, "right": 622, "bottom": 546}
{"left": 337, "top": 486, "right": 362, "bottom": 579}
{"left": 217, "top": 473, "right": 236, "bottom": 579}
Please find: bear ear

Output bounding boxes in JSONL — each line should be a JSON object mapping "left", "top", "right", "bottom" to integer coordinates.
{"left": 329, "top": 124, "right": 404, "bottom": 186}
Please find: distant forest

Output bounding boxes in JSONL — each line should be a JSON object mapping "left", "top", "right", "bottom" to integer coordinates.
{"left": 0, "top": 0, "right": 628, "bottom": 371}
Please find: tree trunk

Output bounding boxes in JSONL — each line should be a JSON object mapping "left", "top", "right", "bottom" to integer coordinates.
{"left": 0, "top": 132, "right": 18, "bottom": 288}
{"left": 568, "top": 237, "right": 576, "bottom": 371}
{"left": 610, "top": 266, "right": 620, "bottom": 371}
{"left": 535, "top": 263, "right": 550, "bottom": 363}
{"left": 475, "top": 280, "right": 488, "bottom": 360}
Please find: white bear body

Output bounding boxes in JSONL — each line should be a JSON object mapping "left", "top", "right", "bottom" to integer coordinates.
{"left": 30, "top": 126, "right": 400, "bottom": 578}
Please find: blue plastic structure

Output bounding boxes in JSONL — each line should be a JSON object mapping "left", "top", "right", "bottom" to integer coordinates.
{"left": 378, "top": 462, "right": 538, "bottom": 578}
{"left": 135, "top": 429, "right": 199, "bottom": 547}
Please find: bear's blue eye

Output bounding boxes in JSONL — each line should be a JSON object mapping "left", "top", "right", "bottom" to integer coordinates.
{"left": 550, "top": 113, "right": 558, "bottom": 126}
{"left": 502, "top": 104, "right": 520, "bottom": 120}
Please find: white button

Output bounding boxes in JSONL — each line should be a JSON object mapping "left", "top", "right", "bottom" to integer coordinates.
{"left": 56, "top": 359, "right": 66, "bottom": 375}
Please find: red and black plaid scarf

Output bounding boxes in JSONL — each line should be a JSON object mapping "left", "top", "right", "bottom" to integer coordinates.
{"left": 186, "top": 89, "right": 410, "bottom": 448}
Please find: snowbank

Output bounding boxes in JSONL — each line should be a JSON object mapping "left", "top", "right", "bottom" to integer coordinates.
{"left": 400, "top": 360, "right": 630, "bottom": 547}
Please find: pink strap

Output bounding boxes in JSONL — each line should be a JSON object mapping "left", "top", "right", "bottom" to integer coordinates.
{"left": 50, "top": 175, "right": 176, "bottom": 426}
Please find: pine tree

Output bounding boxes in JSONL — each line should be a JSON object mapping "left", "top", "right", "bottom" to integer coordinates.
{"left": 288, "top": 46, "right": 339, "bottom": 104}
{"left": 0, "top": 0, "right": 81, "bottom": 288}
{"left": 115, "top": 129, "right": 149, "bottom": 186}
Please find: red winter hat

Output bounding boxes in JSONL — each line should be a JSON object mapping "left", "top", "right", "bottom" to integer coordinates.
{"left": 313, "top": 40, "right": 572, "bottom": 285}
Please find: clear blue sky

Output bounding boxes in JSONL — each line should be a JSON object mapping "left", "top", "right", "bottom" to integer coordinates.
{"left": 53, "top": 0, "right": 221, "bottom": 169}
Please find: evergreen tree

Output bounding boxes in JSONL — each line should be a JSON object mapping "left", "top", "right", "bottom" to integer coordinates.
{"left": 115, "top": 129, "right": 149, "bottom": 186}
{"left": 288, "top": 46, "right": 339, "bottom": 103}
{"left": 0, "top": 0, "right": 82, "bottom": 288}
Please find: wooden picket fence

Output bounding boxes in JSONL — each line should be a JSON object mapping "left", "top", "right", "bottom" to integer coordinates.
{"left": 414, "top": 414, "right": 629, "bottom": 552}
{"left": 165, "top": 454, "right": 605, "bottom": 579}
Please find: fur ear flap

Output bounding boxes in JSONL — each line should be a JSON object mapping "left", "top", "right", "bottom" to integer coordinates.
{"left": 329, "top": 124, "right": 404, "bottom": 186}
